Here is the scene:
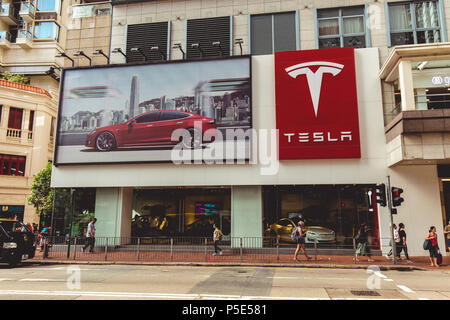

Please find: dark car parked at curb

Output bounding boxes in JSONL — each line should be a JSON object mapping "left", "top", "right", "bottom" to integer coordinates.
{"left": 0, "top": 219, "right": 36, "bottom": 267}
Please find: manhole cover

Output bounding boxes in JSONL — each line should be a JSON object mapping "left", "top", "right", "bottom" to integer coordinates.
{"left": 350, "top": 290, "right": 380, "bottom": 296}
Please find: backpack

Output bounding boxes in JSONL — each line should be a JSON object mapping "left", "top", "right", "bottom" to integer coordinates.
{"left": 291, "top": 227, "right": 301, "bottom": 241}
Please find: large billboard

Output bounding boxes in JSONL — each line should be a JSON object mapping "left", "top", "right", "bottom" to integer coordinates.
{"left": 275, "top": 47, "right": 361, "bottom": 159}
{"left": 54, "top": 56, "right": 252, "bottom": 165}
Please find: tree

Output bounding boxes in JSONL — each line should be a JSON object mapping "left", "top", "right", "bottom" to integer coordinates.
{"left": 27, "top": 162, "right": 54, "bottom": 217}
{"left": 0, "top": 71, "right": 30, "bottom": 84}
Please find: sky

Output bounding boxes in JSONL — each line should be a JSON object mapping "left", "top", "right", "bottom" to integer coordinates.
{"left": 61, "top": 57, "right": 250, "bottom": 117}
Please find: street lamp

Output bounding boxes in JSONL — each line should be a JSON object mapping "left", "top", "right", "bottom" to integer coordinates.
{"left": 173, "top": 43, "right": 185, "bottom": 59}
{"left": 92, "top": 49, "right": 110, "bottom": 64}
{"left": 212, "top": 41, "right": 224, "bottom": 56}
{"left": 130, "top": 47, "right": 148, "bottom": 61}
{"left": 191, "top": 43, "right": 204, "bottom": 58}
{"left": 73, "top": 50, "right": 92, "bottom": 66}
{"left": 235, "top": 38, "right": 244, "bottom": 56}
{"left": 55, "top": 52, "right": 74, "bottom": 67}
{"left": 111, "top": 47, "right": 128, "bottom": 60}
{"left": 150, "top": 46, "right": 166, "bottom": 61}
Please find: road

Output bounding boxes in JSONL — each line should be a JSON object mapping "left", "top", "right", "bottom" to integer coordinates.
{"left": 0, "top": 264, "right": 448, "bottom": 300}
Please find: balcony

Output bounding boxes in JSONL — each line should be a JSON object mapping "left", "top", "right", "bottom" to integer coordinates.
{"left": 0, "top": 31, "right": 12, "bottom": 48}
{"left": 0, "top": 3, "right": 20, "bottom": 25}
{"left": 16, "top": 29, "right": 33, "bottom": 48}
{"left": 19, "top": 1, "right": 35, "bottom": 23}
{"left": 380, "top": 43, "right": 450, "bottom": 166}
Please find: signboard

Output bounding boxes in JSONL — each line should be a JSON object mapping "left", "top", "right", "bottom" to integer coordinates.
{"left": 275, "top": 47, "right": 361, "bottom": 159}
{"left": 55, "top": 56, "right": 252, "bottom": 165}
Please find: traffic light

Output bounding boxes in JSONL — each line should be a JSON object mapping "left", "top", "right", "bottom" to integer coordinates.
{"left": 391, "top": 187, "right": 404, "bottom": 207}
{"left": 375, "top": 184, "right": 386, "bottom": 207}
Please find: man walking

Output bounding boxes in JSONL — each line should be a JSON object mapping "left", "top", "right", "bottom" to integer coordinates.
{"left": 212, "top": 224, "right": 223, "bottom": 256}
{"left": 82, "top": 218, "right": 97, "bottom": 253}
{"left": 397, "top": 223, "right": 412, "bottom": 263}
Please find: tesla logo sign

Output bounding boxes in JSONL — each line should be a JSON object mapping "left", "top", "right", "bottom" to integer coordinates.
{"left": 275, "top": 47, "right": 361, "bottom": 160}
{"left": 285, "top": 61, "right": 344, "bottom": 117}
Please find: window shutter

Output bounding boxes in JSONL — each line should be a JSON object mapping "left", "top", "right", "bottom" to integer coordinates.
{"left": 126, "top": 22, "right": 168, "bottom": 63}
{"left": 186, "top": 16, "right": 230, "bottom": 59}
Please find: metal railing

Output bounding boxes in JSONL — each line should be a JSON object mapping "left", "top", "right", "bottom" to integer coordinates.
{"left": 6, "top": 128, "right": 21, "bottom": 138}
{"left": 33, "top": 236, "right": 407, "bottom": 265}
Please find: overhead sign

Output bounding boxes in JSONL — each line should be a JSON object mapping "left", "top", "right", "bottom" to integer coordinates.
{"left": 275, "top": 47, "right": 361, "bottom": 159}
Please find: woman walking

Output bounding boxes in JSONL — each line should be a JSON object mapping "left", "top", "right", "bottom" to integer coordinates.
{"left": 355, "top": 224, "right": 374, "bottom": 262}
{"left": 293, "top": 220, "right": 312, "bottom": 262}
{"left": 425, "top": 226, "right": 440, "bottom": 268}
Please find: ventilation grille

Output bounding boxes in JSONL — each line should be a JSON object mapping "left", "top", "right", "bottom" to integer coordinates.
{"left": 126, "top": 22, "right": 168, "bottom": 63}
{"left": 186, "top": 16, "right": 230, "bottom": 59}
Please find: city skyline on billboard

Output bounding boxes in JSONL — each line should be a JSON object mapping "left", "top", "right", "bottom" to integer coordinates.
{"left": 55, "top": 56, "right": 252, "bottom": 165}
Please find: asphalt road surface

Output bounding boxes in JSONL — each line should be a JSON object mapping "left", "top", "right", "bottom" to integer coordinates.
{"left": 0, "top": 264, "right": 448, "bottom": 300}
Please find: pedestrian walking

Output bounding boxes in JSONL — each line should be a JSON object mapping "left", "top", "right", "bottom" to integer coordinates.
{"left": 212, "top": 224, "right": 223, "bottom": 256}
{"left": 82, "top": 218, "right": 97, "bottom": 253}
{"left": 355, "top": 224, "right": 374, "bottom": 262}
{"left": 397, "top": 223, "right": 412, "bottom": 263}
{"left": 385, "top": 224, "right": 400, "bottom": 259}
{"left": 293, "top": 220, "right": 312, "bottom": 262}
{"left": 444, "top": 221, "right": 450, "bottom": 253}
{"left": 425, "top": 226, "right": 440, "bottom": 268}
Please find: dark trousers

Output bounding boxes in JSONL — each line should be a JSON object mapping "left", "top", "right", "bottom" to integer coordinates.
{"left": 397, "top": 243, "right": 409, "bottom": 259}
{"left": 83, "top": 237, "right": 95, "bottom": 252}
{"left": 214, "top": 240, "right": 221, "bottom": 253}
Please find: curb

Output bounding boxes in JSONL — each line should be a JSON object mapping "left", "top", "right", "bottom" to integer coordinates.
{"left": 23, "top": 260, "right": 428, "bottom": 271}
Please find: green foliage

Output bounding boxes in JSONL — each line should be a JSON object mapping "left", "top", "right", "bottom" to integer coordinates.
{"left": 0, "top": 71, "right": 30, "bottom": 84}
{"left": 27, "top": 162, "right": 53, "bottom": 217}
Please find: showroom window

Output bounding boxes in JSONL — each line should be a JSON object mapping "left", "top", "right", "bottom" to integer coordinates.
{"left": 34, "top": 21, "right": 59, "bottom": 41}
{"left": 316, "top": 6, "right": 367, "bottom": 49}
{"left": 126, "top": 22, "right": 169, "bottom": 63}
{"left": 387, "top": 1, "right": 443, "bottom": 46}
{"left": 0, "top": 154, "right": 26, "bottom": 176}
{"left": 132, "top": 188, "right": 231, "bottom": 238}
{"left": 186, "top": 16, "right": 231, "bottom": 59}
{"left": 250, "top": 11, "right": 298, "bottom": 55}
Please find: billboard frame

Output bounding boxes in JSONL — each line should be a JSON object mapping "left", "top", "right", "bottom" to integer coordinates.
{"left": 54, "top": 54, "right": 253, "bottom": 166}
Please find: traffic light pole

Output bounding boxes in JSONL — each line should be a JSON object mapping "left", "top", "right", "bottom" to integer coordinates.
{"left": 387, "top": 176, "right": 397, "bottom": 265}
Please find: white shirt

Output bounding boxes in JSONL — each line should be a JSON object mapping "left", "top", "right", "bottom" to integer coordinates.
{"left": 86, "top": 222, "right": 96, "bottom": 238}
{"left": 393, "top": 229, "right": 400, "bottom": 243}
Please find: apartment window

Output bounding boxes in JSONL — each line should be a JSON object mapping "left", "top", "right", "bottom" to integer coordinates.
{"left": 28, "top": 111, "right": 35, "bottom": 132}
{"left": 186, "top": 16, "right": 231, "bottom": 59}
{"left": 126, "top": 22, "right": 168, "bottom": 63}
{"left": 251, "top": 12, "right": 297, "bottom": 55}
{"left": 33, "top": 21, "right": 59, "bottom": 40}
{"left": 317, "top": 6, "right": 366, "bottom": 49}
{"left": 0, "top": 154, "right": 26, "bottom": 176}
{"left": 388, "top": 1, "right": 441, "bottom": 46}
{"left": 8, "top": 107, "right": 23, "bottom": 130}
{"left": 36, "top": 0, "right": 61, "bottom": 13}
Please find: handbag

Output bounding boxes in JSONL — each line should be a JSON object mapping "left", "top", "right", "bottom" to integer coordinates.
{"left": 437, "top": 250, "right": 443, "bottom": 265}
{"left": 423, "top": 239, "right": 431, "bottom": 250}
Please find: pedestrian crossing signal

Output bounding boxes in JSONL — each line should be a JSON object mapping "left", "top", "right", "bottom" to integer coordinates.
{"left": 391, "top": 187, "right": 404, "bottom": 207}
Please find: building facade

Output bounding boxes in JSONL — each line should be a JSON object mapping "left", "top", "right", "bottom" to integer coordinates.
{"left": 0, "top": 80, "right": 57, "bottom": 223}
{"left": 51, "top": 0, "right": 450, "bottom": 256}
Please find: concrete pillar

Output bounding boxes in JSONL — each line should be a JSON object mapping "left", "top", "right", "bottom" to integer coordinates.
{"left": 398, "top": 60, "right": 415, "bottom": 111}
{"left": 0, "top": 106, "right": 10, "bottom": 143}
{"left": 29, "top": 111, "right": 51, "bottom": 175}
{"left": 231, "top": 185, "right": 263, "bottom": 248}
{"left": 94, "top": 187, "right": 133, "bottom": 243}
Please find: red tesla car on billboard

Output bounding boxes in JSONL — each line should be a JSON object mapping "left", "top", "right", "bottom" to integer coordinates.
{"left": 85, "top": 110, "right": 217, "bottom": 151}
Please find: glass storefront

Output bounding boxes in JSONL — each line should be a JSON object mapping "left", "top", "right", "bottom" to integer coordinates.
{"left": 132, "top": 188, "right": 231, "bottom": 238}
{"left": 48, "top": 188, "right": 96, "bottom": 237}
{"left": 263, "top": 185, "right": 380, "bottom": 247}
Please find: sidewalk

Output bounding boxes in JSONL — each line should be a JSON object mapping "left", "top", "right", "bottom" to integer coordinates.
{"left": 28, "top": 250, "right": 450, "bottom": 271}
